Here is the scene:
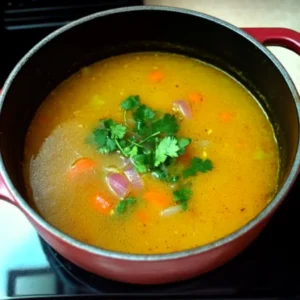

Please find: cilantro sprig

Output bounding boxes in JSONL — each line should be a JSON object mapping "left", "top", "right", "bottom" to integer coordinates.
{"left": 155, "top": 136, "right": 180, "bottom": 167}
{"left": 121, "top": 95, "right": 140, "bottom": 110}
{"left": 89, "top": 119, "right": 127, "bottom": 155}
{"left": 183, "top": 157, "right": 213, "bottom": 178}
{"left": 173, "top": 186, "right": 193, "bottom": 211}
{"left": 152, "top": 114, "right": 179, "bottom": 135}
{"left": 88, "top": 95, "right": 213, "bottom": 211}
{"left": 116, "top": 197, "right": 136, "bottom": 214}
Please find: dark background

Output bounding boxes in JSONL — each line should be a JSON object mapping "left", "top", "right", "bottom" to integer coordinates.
{"left": 1, "top": 0, "right": 143, "bottom": 85}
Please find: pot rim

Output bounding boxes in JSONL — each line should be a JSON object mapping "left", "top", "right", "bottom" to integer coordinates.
{"left": 0, "top": 5, "right": 299, "bottom": 262}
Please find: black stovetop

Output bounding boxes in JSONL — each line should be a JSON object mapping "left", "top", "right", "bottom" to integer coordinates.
{"left": 2, "top": 0, "right": 143, "bottom": 86}
{"left": 0, "top": 175, "right": 297, "bottom": 299}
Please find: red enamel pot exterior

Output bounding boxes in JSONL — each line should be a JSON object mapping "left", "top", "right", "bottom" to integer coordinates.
{"left": 0, "top": 6, "right": 299, "bottom": 284}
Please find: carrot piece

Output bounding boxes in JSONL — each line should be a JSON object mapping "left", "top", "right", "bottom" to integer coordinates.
{"left": 143, "top": 190, "right": 172, "bottom": 209}
{"left": 149, "top": 70, "right": 164, "bottom": 83}
{"left": 93, "top": 193, "right": 114, "bottom": 215}
{"left": 188, "top": 92, "right": 203, "bottom": 103}
{"left": 219, "top": 112, "right": 233, "bottom": 122}
{"left": 67, "top": 158, "right": 96, "bottom": 178}
{"left": 136, "top": 210, "right": 150, "bottom": 223}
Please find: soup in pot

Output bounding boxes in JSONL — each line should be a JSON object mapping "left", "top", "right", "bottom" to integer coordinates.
{"left": 23, "top": 52, "right": 279, "bottom": 254}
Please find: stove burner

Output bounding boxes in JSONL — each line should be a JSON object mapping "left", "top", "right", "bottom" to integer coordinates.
{"left": 41, "top": 239, "right": 226, "bottom": 295}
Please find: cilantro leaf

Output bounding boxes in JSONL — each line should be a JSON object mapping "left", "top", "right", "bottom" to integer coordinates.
{"left": 116, "top": 197, "right": 136, "bottom": 214}
{"left": 103, "top": 119, "right": 115, "bottom": 129}
{"left": 131, "top": 154, "right": 148, "bottom": 173}
{"left": 88, "top": 98, "right": 214, "bottom": 213}
{"left": 135, "top": 164, "right": 147, "bottom": 173}
{"left": 152, "top": 169, "right": 168, "bottom": 181}
{"left": 93, "top": 128, "right": 106, "bottom": 148}
{"left": 129, "top": 146, "right": 139, "bottom": 157}
{"left": 154, "top": 137, "right": 180, "bottom": 167}
{"left": 110, "top": 123, "right": 126, "bottom": 139}
{"left": 98, "top": 138, "right": 116, "bottom": 154}
{"left": 121, "top": 95, "right": 140, "bottom": 111}
{"left": 91, "top": 119, "right": 127, "bottom": 154}
{"left": 133, "top": 105, "right": 156, "bottom": 122}
{"left": 177, "top": 138, "right": 192, "bottom": 155}
{"left": 134, "top": 121, "right": 152, "bottom": 137}
{"left": 183, "top": 157, "right": 213, "bottom": 178}
{"left": 116, "top": 201, "right": 127, "bottom": 214}
{"left": 119, "top": 140, "right": 127, "bottom": 148}
{"left": 152, "top": 114, "right": 179, "bottom": 135}
{"left": 173, "top": 187, "right": 192, "bottom": 210}
{"left": 124, "top": 145, "right": 138, "bottom": 157}
{"left": 152, "top": 168, "right": 180, "bottom": 183}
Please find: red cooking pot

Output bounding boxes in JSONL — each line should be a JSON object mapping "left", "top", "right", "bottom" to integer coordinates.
{"left": 0, "top": 6, "right": 299, "bottom": 284}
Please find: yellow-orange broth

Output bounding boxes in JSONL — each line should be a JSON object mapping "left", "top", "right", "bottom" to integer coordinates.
{"left": 24, "top": 52, "right": 279, "bottom": 254}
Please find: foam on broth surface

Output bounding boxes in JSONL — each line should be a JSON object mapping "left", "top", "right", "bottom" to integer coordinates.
{"left": 23, "top": 52, "right": 279, "bottom": 254}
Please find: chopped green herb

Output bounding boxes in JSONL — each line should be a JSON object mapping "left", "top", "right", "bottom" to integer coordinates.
{"left": 131, "top": 154, "right": 149, "bottom": 173}
{"left": 152, "top": 169, "right": 168, "bottom": 181}
{"left": 139, "top": 131, "right": 161, "bottom": 144}
{"left": 93, "top": 128, "right": 106, "bottom": 148}
{"left": 119, "top": 140, "right": 127, "bottom": 148}
{"left": 121, "top": 95, "right": 140, "bottom": 111}
{"left": 110, "top": 123, "right": 126, "bottom": 139}
{"left": 116, "top": 197, "right": 136, "bottom": 214}
{"left": 155, "top": 136, "right": 180, "bottom": 167}
{"left": 134, "top": 121, "right": 152, "bottom": 136}
{"left": 124, "top": 145, "right": 138, "bottom": 157}
{"left": 90, "top": 119, "right": 127, "bottom": 154}
{"left": 152, "top": 168, "right": 180, "bottom": 183}
{"left": 98, "top": 138, "right": 116, "bottom": 154}
{"left": 177, "top": 138, "right": 192, "bottom": 155}
{"left": 88, "top": 95, "right": 214, "bottom": 214}
{"left": 114, "top": 139, "right": 127, "bottom": 156}
{"left": 152, "top": 114, "right": 179, "bottom": 135}
{"left": 183, "top": 157, "right": 213, "bottom": 178}
{"left": 173, "top": 187, "right": 193, "bottom": 210}
{"left": 133, "top": 104, "right": 156, "bottom": 122}
{"left": 103, "top": 119, "right": 115, "bottom": 129}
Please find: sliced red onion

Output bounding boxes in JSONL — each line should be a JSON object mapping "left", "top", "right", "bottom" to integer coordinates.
{"left": 160, "top": 205, "right": 183, "bottom": 217}
{"left": 106, "top": 172, "right": 130, "bottom": 199}
{"left": 124, "top": 164, "right": 144, "bottom": 190}
{"left": 173, "top": 100, "right": 192, "bottom": 119}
